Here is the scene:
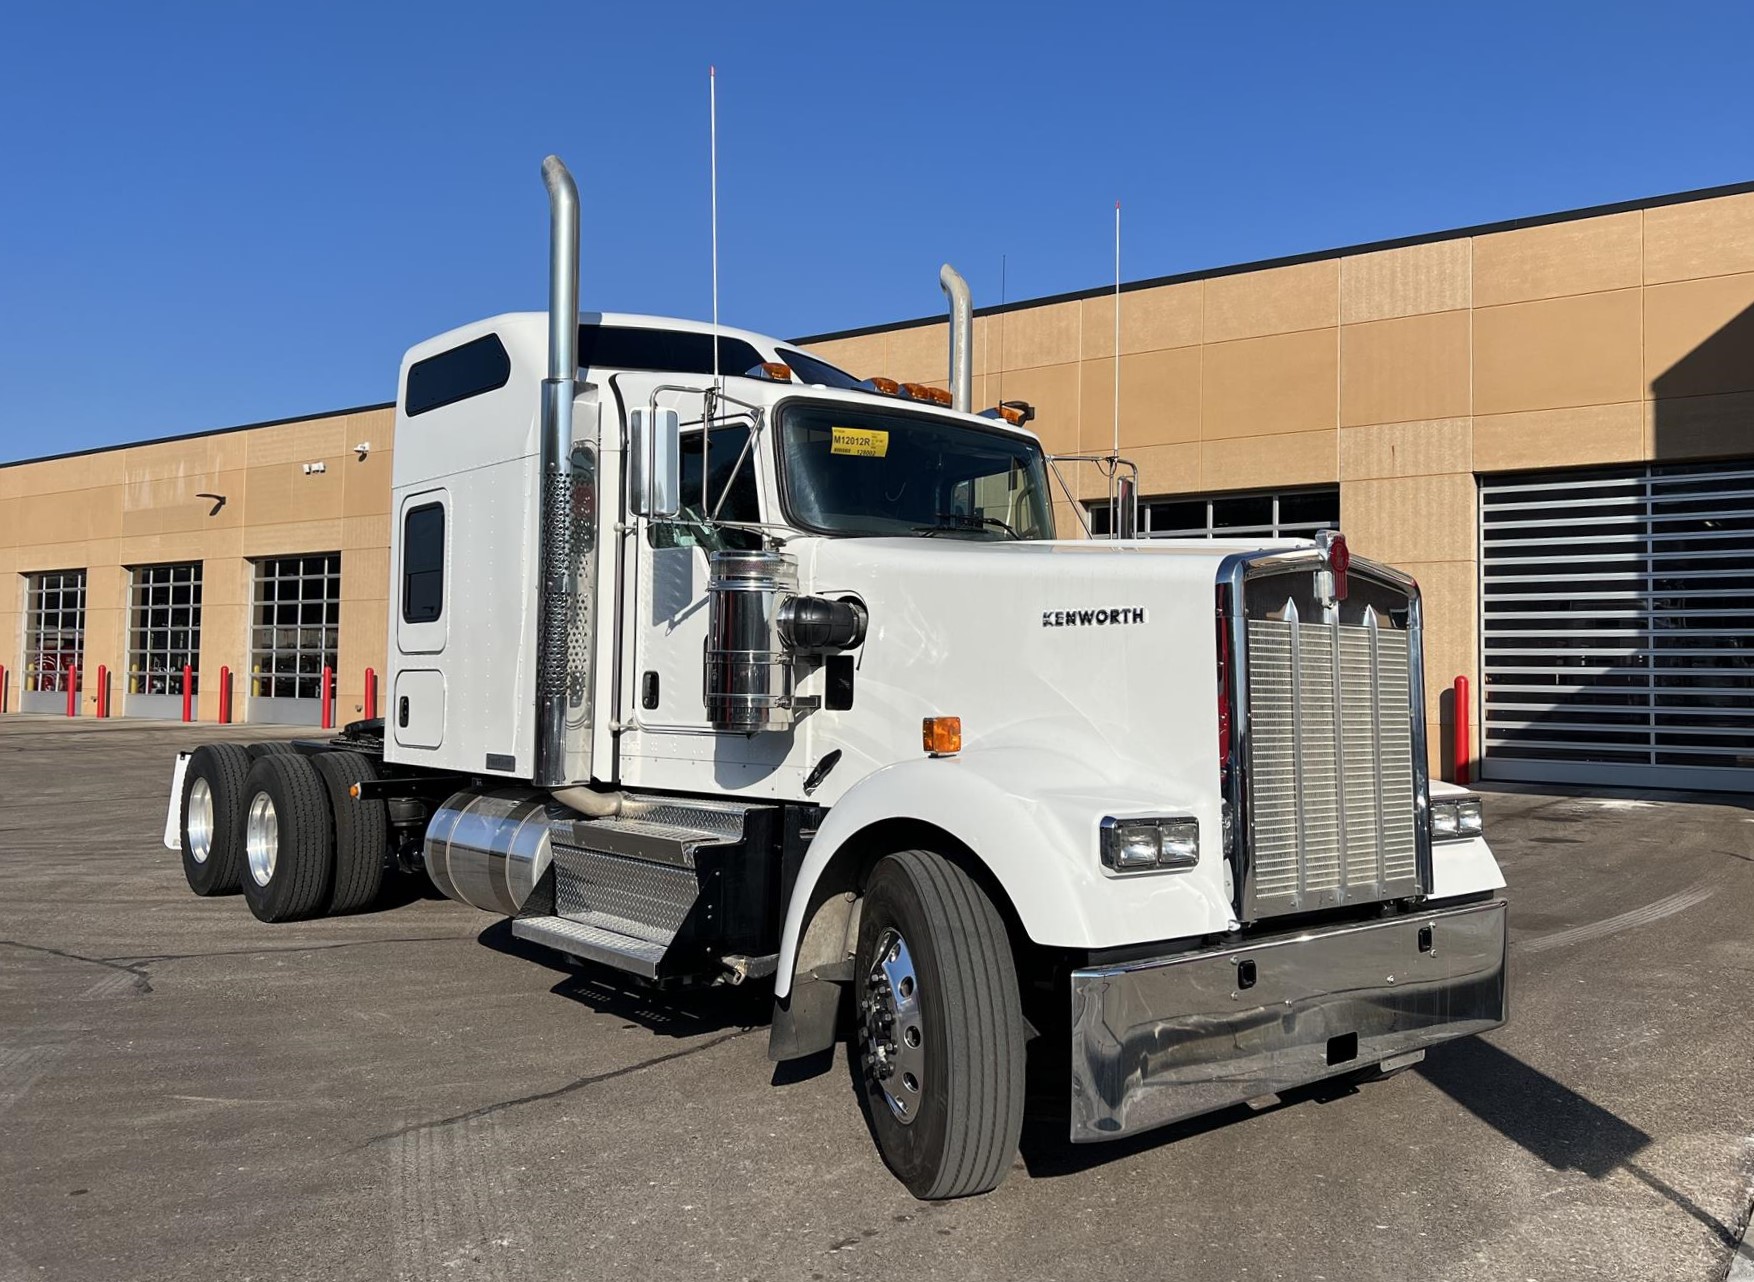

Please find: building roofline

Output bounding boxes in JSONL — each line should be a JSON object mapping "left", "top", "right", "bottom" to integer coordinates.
{"left": 0, "top": 401, "right": 397, "bottom": 471}
{"left": 790, "top": 176, "right": 1754, "bottom": 345}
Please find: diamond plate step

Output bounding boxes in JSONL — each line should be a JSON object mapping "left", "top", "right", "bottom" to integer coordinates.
{"left": 511, "top": 914, "right": 666, "bottom": 978}
{"left": 548, "top": 796, "right": 756, "bottom": 869}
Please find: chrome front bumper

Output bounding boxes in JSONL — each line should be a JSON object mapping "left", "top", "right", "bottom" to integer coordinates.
{"left": 1069, "top": 898, "right": 1507, "bottom": 1141}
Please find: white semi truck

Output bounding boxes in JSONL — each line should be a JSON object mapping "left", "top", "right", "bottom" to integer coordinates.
{"left": 167, "top": 156, "right": 1507, "bottom": 1199}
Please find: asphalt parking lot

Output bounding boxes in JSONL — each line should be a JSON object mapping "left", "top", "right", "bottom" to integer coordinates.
{"left": 1, "top": 717, "right": 1751, "bottom": 1281}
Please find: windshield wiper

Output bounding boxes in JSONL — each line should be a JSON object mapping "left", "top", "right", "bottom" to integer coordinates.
{"left": 913, "top": 514, "right": 1022, "bottom": 541}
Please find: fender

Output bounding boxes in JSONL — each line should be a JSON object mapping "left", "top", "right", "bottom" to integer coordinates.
{"left": 773, "top": 745, "right": 1234, "bottom": 1001}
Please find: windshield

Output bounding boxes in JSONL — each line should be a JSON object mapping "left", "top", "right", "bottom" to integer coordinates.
{"left": 778, "top": 402, "right": 1055, "bottom": 539}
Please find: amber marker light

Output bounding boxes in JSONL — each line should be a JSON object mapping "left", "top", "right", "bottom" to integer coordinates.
{"left": 756, "top": 362, "right": 794, "bottom": 382}
{"left": 865, "top": 376, "right": 901, "bottom": 395}
{"left": 922, "top": 716, "right": 962, "bottom": 756}
{"left": 901, "top": 382, "right": 954, "bottom": 406}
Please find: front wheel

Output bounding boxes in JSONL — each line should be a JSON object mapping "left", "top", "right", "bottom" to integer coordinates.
{"left": 853, "top": 849, "right": 1026, "bottom": 1200}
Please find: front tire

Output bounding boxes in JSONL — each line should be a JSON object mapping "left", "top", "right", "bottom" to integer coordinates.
{"left": 853, "top": 849, "right": 1026, "bottom": 1200}
{"left": 240, "top": 754, "right": 336, "bottom": 923}
{"left": 180, "top": 743, "right": 250, "bottom": 895}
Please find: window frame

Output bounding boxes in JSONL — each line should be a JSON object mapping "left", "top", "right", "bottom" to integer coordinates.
{"left": 23, "top": 569, "right": 87, "bottom": 695}
{"left": 127, "top": 562, "right": 203, "bottom": 697}
{"left": 401, "top": 502, "right": 447, "bottom": 624}
{"left": 249, "top": 553, "right": 342, "bottom": 702}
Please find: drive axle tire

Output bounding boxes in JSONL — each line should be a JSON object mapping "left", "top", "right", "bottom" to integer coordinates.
{"left": 853, "top": 849, "right": 1026, "bottom": 1200}
{"left": 180, "top": 743, "right": 251, "bottom": 896}
{"left": 239, "top": 753, "right": 335, "bottom": 923}
{"left": 310, "top": 751, "right": 388, "bottom": 914}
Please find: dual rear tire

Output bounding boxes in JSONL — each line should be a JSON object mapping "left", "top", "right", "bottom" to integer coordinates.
{"left": 178, "top": 745, "right": 389, "bottom": 921}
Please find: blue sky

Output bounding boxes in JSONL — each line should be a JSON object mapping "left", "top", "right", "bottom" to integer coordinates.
{"left": 3, "top": 1, "right": 1752, "bottom": 457}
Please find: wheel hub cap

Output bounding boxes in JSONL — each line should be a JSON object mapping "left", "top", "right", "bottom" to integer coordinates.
{"left": 187, "top": 778, "right": 214, "bottom": 865}
{"left": 245, "top": 792, "right": 279, "bottom": 887}
{"left": 860, "top": 928, "right": 925, "bottom": 1125}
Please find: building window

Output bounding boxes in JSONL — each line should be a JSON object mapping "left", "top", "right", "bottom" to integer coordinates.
{"left": 402, "top": 503, "right": 445, "bottom": 623}
{"left": 1090, "top": 486, "right": 1339, "bottom": 539}
{"left": 251, "top": 554, "right": 341, "bottom": 700}
{"left": 24, "top": 570, "right": 86, "bottom": 694}
{"left": 128, "top": 563, "right": 203, "bottom": 696}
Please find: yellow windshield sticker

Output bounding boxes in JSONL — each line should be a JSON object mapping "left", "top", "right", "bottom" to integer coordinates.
{"left": 831, "top": 427, "right": 889, "bottom": 457}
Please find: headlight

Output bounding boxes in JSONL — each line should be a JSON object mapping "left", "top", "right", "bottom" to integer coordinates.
{"left": 1429, "top": 795, "right": 1484, "bottom": 842}
{"left": 1100, "top": 816, "right": 1199, "bottom": 872}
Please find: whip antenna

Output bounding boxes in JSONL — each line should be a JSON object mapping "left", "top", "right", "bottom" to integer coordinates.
{"left": 710, "top": 65, "right": 721, "bottom": 390}
{"left": 1113, "top": 200, "right": 1121, "bottom": 465}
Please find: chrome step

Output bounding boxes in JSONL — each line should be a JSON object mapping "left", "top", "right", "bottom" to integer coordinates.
{"left": 548, "top": 795, "right": 755, "bottom": 868}
{"left": 511, "top": 914, "right": 666, "bottom": 978}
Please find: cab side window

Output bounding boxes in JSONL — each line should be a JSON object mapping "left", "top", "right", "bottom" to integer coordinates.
{"left": 650, "top": 424, "right": 763, "bottom": 551}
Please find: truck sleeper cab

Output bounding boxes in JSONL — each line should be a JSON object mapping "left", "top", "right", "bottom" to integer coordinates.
{"left": 166, "top": 155, "right": 1506, "bottom": 1200}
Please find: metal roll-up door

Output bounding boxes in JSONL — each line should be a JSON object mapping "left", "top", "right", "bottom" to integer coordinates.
{"left": 1480, "top": 459, "right": 1754, "bottom": 791}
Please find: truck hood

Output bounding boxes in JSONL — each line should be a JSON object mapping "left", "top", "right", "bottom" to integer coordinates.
{"left": 796, "top": 535, "right": 1307, "bottom": 808}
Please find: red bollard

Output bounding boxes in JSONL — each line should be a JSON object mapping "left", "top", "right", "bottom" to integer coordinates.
{"left": 66, "top": 664, "right": 79, "bottom": 717}
{"left": 321, "top": 665, "right": 334, "bottom": 730}
{"left": 0, "top": 663, "right": 7, "bottom": 713}
{"left": 219, "top": 666, "right": 232, "bottom": 724}
{"left": 96, "top": 665, "right": 108, "bottom": 718}
{"left": 1453, "top": 675, "right": 1471, "bottom": 786}
{"left": 182, "top": 664, "right": 194, "bottom": 723}
{"left": 364, "top": 667, "right": 377, "bottom": 721}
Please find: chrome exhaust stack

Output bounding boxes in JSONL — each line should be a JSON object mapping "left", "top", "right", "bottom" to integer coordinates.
{"left": 939, "top": 263, "right": 973, "bottom": 414}
{"left": 535, "top": 155, "right": 579, "bottom": 786}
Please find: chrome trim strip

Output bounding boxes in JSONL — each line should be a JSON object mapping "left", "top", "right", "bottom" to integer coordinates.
{"left": 1068, "top": 899, "right": 1508, "bottom": 1141}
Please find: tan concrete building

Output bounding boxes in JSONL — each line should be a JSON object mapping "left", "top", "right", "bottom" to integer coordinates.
{"left": 4, "top": 181, "right": 1752, "bottom": 789}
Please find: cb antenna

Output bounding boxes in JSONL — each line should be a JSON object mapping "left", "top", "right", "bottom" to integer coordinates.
{"left": 1112, "top": 200, "right": 1121, "bottom": 466}
{"left": 710, "top": 64, "right": 722, "bottom": 391}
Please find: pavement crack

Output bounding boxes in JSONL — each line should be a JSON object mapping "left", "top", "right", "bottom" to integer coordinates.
{"left": 0, "top": 940, "right": 154, "bottom": 993}
{"left": 351, "top": 1026, "right": 761, "bottom": 1152}
{"left": 108, "top": 933, "right": 477, "bottom": 965}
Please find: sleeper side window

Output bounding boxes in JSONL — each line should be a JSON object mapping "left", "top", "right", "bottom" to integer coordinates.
{"left": 403, "top": 503, "right": 446, "bottom": 622}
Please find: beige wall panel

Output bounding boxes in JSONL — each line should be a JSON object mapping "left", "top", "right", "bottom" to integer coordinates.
{"left": 1130, "top": 441, "right": 1202, "bottom": 495}
{"left": 115, "top": 533, "right": 208, "bottom": 568}
{"left": 1204, "top": 259, "right": 1337, "bottom": 343}
{"left": 1340, "top": 417, "right": 1472, "bottom": 481}
{"left": 1340, "top": 239, "right": 1471, "bottom": 324}
{"left": 1201, "top": 431, "right": 1336, "bottom": 492}
{"left": 244, "top": 464, "right": 344, "bottom": 527}
{"left": 1081, "top": 282, "right": 1203, "bottom": 359}
{"left": 1079, "top": 348, "right": 1202, "bottom": 450}
{"left": 5, "top": 450, "right": 126, "bottom": 499}
{"left": 1201, "top": 328, "right": 1338, "bottom": 440}
{"left": 15, "top": 486, "right": 122, "bottom": 545}
{"left": 997, "top": 301, "right": 1081, "bottom": 371}
{"left": 1472, "top": 402, "right": 1644, "bottom": 474}
{"left": 245, "top": 417, "right": 349, "bottom": 468}
{"left": 1473, "top": 289, "right": 1642, "bottom": 415}
{"left": 1643, "top": 192, "right": 1754, "bottom": 283}
{"left": 801, "top": 332, "right": 882, "bottom": 378}
{"left": 200, "top": 556, "right": 252, "bottom": 609}
{"left": 121, "top": 465, "right": 241, "bottom": 536}
{"left": 992, "top": 363, "right": 1080, "bottom": 454}
{"left": 240, "top": 520, "right": 345, "bottom": 560}
{"left": 884, "top": 324, "right": 945, "bottom": 382}
{"left": 341, "top": 449, "right": 394, "bottom": 517}
{"left": 345, "top": 408, "right": 395, "bottom": 449}
{"left": 0, "top": 497, "right": 15, "bottom": 550}
{"left": 1645, "top": 389, "right": 1754, "bottom": 462}
{"left": 1643, "top": 271, "right": 1754, "bottom": 398}
{"left": 1340, "top": 473, "right": 1476, "bottom": 564}
{"left": 341, "top": 547, "right": 390, "bottom": 599}
{"left": 1340, "top": 309, "right": 1470, "bottom": 427}
{"left": 1472, "top": 211, "right": 1641, "bottom": 307}
{"left": 342, "top": 514, "right": 392, "bottom": 551}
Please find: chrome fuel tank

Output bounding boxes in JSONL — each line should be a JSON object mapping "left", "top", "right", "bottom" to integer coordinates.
{"left": 424, "top": 788, "right": 560, "bottom": 914}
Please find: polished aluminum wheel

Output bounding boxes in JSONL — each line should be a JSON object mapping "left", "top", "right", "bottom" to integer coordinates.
{"left": 245, "top": 792, "right": 279, "bottom": 888}
{"left": 861, "top": 928, "right": 925, "bottom": 1124}
{"left": 187, "top": 778, "right": 214, "bottom": 865}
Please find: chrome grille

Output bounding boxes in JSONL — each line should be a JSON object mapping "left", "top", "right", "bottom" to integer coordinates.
{"left": 1244, "top": 614, "right": 1417, "bottom": 916}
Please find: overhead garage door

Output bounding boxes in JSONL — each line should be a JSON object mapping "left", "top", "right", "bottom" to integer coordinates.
{"left": 1480, "top": 459, "right": 1754, "bottom": 791}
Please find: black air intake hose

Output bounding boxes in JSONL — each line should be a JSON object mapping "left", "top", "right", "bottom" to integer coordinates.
{"left": 777, "top": 596, "right": 867, "bottom": 651}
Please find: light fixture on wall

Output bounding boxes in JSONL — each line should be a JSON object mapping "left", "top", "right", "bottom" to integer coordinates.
{"left": 302, "top": 461, "right": 327, "bottom": 475}
{"left": 196, "top": 492, "right": 226, "bottom": 516}
{"left": 354, "top": 441, "right": 371, "bottom": 460}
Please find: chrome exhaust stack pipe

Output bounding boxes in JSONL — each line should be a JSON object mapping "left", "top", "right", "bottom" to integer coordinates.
{"left": 535, "top": 155, "right": 579, "bottom": 786}
{"left": 939, "top": 263, "right": 973, "bottom": 414}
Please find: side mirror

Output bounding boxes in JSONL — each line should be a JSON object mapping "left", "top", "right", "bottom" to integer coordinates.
{"left": 1115, "top": 475, "right": 1139, "bottom": 539}
{"left": 629, "top": 406, "right": 681, "bottom": 518}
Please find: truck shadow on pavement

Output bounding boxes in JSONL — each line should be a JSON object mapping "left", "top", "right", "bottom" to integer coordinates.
{"left": 473, "top": 919, "right": 772, "bottom": 1038}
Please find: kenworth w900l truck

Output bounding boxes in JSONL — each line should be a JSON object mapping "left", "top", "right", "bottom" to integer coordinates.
{"left": 166, "top": 156, "right": 1507, "bottom": 1199}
